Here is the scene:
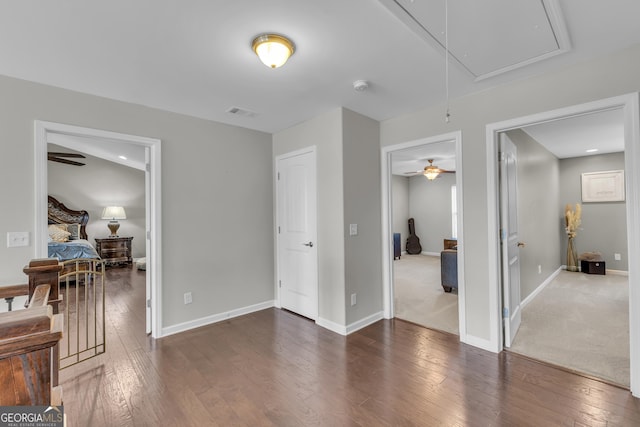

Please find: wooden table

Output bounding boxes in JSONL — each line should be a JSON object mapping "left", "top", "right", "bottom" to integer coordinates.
{"left": 443, "top": 238, "right": 457, "bottom": 250}
{"left": 95, "top": 236, "right": 133, "bottom": 266}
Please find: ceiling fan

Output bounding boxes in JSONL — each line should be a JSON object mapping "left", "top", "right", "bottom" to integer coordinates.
{"left": 48, "top": 151, "right": 86, "bottom": 166}
{"left": 405, "top": 159, "right": 455, "bottom": 180}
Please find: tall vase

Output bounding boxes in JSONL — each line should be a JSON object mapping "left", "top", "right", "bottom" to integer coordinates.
{"left": 567, "top": 236, "right": 578, "bottom": 272}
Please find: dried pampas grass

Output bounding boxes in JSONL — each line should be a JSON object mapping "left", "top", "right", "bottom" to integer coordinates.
{"left": 565, "top": 203, "right": 582, "bottom": 238}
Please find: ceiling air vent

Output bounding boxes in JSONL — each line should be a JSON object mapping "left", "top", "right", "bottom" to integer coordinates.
{"left": 226, "top": 106, "right": 258, "bottom": 118}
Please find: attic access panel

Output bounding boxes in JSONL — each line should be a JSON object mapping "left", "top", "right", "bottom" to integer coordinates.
{"left": 379, "top": 0, "right": 570, "bottom": 80}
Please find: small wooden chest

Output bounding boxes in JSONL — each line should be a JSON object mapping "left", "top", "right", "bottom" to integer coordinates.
{"left": 581, "top": 260, "right": 605, "bottom": 275}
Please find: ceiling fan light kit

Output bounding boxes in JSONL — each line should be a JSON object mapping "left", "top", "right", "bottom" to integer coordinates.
{"left": 252, "top": 33, "right": 295, "bottom": 68}
{"left": 422, "top": 159, "right": 454, "bottom": 180}
{"left": 423, "top": 167, "right": 441, "bottom": 180}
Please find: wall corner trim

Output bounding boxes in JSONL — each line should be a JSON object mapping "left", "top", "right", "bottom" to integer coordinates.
{"left": 346, "top": 311, "right": 384, "bottom": 335}
{"left": 316, "top": 317, "right": 348, "bottom": 335}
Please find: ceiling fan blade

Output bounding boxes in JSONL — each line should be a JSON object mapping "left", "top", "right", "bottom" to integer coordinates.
{"left": 47, "top": 152, "right": 86, "bottom": 158}
{"left": 48, "top": 156, "right": 85, "bottom": 166}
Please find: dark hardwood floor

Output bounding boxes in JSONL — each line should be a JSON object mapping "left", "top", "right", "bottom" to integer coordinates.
{"left": 59, "top": 268, "right": 640, "bottom": 426}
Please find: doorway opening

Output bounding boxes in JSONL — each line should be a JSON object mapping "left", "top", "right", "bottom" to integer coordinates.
{"left": 35, "top": 121, "right": 163, "bottom": 338}
{"left": 486, "top": 93, "right": 640, "bottom": 396}
{"left": 381, "top": 131, "right": 467, "bottom": 340}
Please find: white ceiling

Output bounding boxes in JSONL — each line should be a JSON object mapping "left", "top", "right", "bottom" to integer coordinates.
{"left": 380, "top": 0, "right": 570, "bottom": 80}
{"left": 1, "top": 0, "right": 640, "bottom": 138}
{"left": 521, "top": 108, "right": 625, "bottom": 158}
{"left": 48, "top": 133, "right": 146, "bottom": 171}
{"left": 391, "top": 140, "right": 456, "bottom": 176}
{"left": 391, "top": 106, "right": 625, "bottom": 176}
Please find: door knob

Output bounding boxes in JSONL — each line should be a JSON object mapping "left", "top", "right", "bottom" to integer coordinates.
{"left": 517, "top": 242, "right": 526, "bottom": 247}
{"left": 302, "top": 242, "right": 314, "bottom": 247}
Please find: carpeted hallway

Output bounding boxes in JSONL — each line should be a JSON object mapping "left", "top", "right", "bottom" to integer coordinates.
{"left": 393, "top": 255, "right": 630, "bottom": 388}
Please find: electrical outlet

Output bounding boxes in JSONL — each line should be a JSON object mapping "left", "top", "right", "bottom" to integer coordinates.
{"left": 349, "top": 224, "right": 358, "bottom": 236}
{"left": 351, "top": 293, "right": 357, "bottom": 306}
{"left": 538, "top": 265, "right": 542, "bottom": 274}
{"left": 615, "top": 253, "right": 621, "bottom": 261}
{"left": 184, "top": 292, "right": 193, "bottom": 305}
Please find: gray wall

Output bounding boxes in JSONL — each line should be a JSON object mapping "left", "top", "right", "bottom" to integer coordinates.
{"left": 273, "top": 108, "right": 382, "bottom": 328}
{"left": 343, "top": 109, "right": 382, "bottom": 324}
{"left": 559, "top": 152, "right": 627, "bottom": 271}
{"left": 380, "top": 43, "right": 640, "bottom": 342}
{"left": 409, "top": 172, "right": 456, "bottom": 254}
{"left": 48, "top": 147, "right": 146, "bottom": 258}
{"left": 273, "top": 108, "right": 346, "bottom": 325}
{"left": 391, "top": 175, "right": 409, "bottom": 245}
{"left": 505, "top": 130, "right": 562, "bottom": 301}
{"left": 0, "top": 74, "right": 274, "bottom": 331}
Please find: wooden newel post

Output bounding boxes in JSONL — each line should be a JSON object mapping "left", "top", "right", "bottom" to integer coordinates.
{"left": 23, "top": 258, "right": 63, "bottom": 314}
{"left": 23, "top": 258, "right": 63, "bottom": 387}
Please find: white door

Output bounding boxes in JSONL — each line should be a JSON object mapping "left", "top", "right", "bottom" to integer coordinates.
{"left": 500, "top": 134, "right": 522, "bottom": 347}
{"left": 276, "top": 148, "right": 318, "bottom": 320}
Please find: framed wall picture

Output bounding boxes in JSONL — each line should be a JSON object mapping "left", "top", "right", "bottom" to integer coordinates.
{"left": 581, "top": 170, "right": 625, "bottom": 202}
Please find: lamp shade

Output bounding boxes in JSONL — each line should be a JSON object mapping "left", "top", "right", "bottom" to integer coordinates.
{"left": 101, "top": 206, "right": 126, "bottom": 220}
{"left": 252, "top": 34, "right": 295, "bottom": 68}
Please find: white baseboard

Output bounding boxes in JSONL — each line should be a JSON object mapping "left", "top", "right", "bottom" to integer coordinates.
{"left": 316, "top": 317, "right": 347, "bottom": 335}
{"left": 422, "top": 251, "right": 440, "bottom": 257}
{"left": 520, "top": 266, "right": 562, "bottom": 308}
{"left": 317, "top": 311, "right": 385, "bottom": 335}
{"left": 161, "top": 300, "right": 275, "bottom": 338}
{"left": 607, "top": 269, "right": 629, "bottom": 276}
{"left": 461, "top": 333, "right": 498, "bottom": 353}
{"left": 346, "top": 311, "right": 384, "bottom": 334}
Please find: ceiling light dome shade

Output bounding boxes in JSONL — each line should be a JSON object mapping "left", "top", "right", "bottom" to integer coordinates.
{"left": 252, "top": 33, "right": 295, "bottom": 68}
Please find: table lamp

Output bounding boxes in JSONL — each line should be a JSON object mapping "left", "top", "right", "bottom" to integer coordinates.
{"left": 102, "top": 206, "right": 126, "bottom": 237}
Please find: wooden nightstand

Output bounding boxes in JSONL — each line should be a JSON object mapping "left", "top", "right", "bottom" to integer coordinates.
{"left": 95, "top": 237, "right": 133, "bottom": 266}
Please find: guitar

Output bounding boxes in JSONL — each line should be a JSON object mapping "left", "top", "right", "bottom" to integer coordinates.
{"left": 406, "top": 218, "right": 422, "bottom": 255}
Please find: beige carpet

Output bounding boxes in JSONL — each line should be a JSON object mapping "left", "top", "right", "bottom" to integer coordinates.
{"left": 509, "top": 270, "right": 630, "bottom": 387}
{"left": 393, "top": 254, "right": 459, "bottom": 335}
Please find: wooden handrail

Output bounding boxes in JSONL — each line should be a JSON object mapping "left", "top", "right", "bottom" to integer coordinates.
{"left": 0, "top": 259, "right": 64, "bottom": 406}
{"left": 0, "top": 305, "right": 63, "bottom": 405}
{"left": 28, "top": 284, "right": 51, "bottom": 308}
{"left": 0, "top": 283, "right": 29, "bottom": 299}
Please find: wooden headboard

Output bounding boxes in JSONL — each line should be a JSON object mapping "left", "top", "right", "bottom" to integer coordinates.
{"left": 47, "top": 196, "right": 89, "bottom": 240}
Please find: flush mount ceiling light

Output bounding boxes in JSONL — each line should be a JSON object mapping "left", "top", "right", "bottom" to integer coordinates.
{"left": 252, "top": 33, "right": 295, "bottom": 68}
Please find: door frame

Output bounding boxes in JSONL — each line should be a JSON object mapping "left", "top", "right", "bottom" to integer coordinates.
{"left": 381, "top": 131, "right": 467, "bottom": 340}
{"left": 274, "top": 146, "right": 318, "bottom": 319}
{"left": 485, "top": 93, "right": 640, "bottom": 396}
{"left": 34, "top": 120, "right": 163, "bottom": 339}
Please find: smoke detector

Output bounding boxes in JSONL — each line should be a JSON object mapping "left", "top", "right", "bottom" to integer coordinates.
{"left": 226, "top": 106, "right": 258, "bottom": 118}
{"left": 353, "top": 80, "right": 369, "bottom": 92}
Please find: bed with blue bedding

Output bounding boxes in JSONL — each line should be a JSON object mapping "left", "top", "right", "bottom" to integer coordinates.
{"left": 48, "top": 238, "right": 100, "bottom": 261}
{"left": 47, "top": 196, "right": 101, "bottom": 276}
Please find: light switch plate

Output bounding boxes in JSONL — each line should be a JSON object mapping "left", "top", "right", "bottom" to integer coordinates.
{"left": 349, "top": 224, "right": 358, "bottom": 236}
{"left": 7, "top": 232, "right": 29, "bottom": 247}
